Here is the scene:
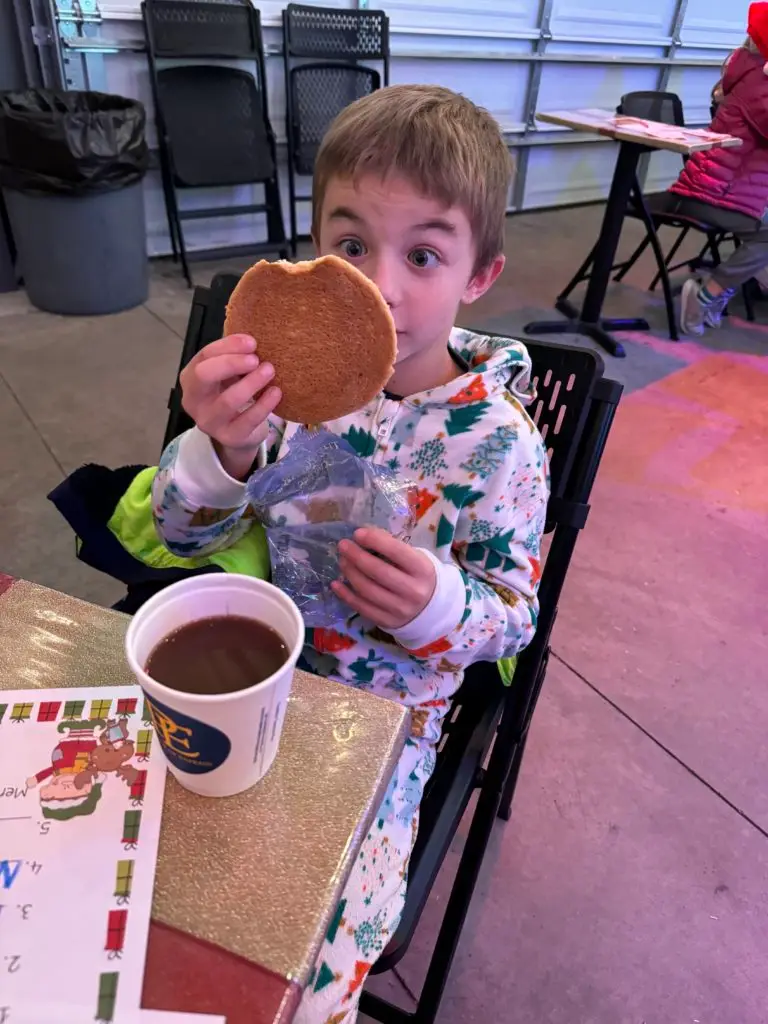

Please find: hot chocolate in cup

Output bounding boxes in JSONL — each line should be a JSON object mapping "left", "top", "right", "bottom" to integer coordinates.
{"left": 125, "top": 574, "right": 304, "bottom": 797}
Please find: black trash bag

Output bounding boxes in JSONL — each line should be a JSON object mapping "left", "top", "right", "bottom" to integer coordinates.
{"left": 0, "top": 90, "right": 148, "bottom": 195}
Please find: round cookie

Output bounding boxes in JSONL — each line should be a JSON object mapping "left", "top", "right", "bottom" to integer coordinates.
{"left": 223, "top": 255, "right": 397, "bottom": 424}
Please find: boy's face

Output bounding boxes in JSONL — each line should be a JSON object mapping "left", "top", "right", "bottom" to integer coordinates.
{"left": 314, "top": 173, "right": 504, "bottom": 369}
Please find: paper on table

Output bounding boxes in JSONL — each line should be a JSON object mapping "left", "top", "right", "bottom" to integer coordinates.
{"left": 611, "top": 115, "right": 734, "bottom": 144}
{"left": 0, "top": 687, "right": 166, "bottom": 1024}
{"left": 540, "top": 109, "right": 736, "bottom": 147}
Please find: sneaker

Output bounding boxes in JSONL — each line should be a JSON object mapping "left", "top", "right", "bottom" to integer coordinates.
{"left": 704, "top": 287, "right": 736, "bottom": 329}
{"left": 679, "top": 278, "right": 708, "bottom": 336}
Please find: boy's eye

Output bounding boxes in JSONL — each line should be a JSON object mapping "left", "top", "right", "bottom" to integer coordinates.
{"left": 340, "top": 238, "right": 367, "bottom": 259}
{"left": 408, "top": 248, "right": 440, "bottom": 269}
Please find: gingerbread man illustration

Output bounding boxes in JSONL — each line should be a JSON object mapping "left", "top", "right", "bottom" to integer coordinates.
{"left": 26, "top": 717, "right": 140, "bottom": 821}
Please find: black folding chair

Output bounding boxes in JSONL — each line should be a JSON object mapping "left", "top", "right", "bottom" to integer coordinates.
{"left": 142, "top": 0, "right": 288, "bottom": 287}
{"left": 162, "top": 274, "right": 623, "bottom": 1024}
{"left": 162, "top": 274, "right": 237, "bottom": 450}
{"left": 612, "top": 91, "right": 755, "bottom": 324}
{"left": 282, "top": 3, "right": 389, "bottom": 254}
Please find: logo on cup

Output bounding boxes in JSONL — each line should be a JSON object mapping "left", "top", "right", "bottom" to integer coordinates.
{"left": 144, "top": 694, "right": 231, "bottom": 774}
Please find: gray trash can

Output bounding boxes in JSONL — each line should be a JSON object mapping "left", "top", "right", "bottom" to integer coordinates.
{"left": 0, "top": 90, "right": 149, "bottom": 315}
{"left": 4, "top": 183, "right": 148, "bottom": 315}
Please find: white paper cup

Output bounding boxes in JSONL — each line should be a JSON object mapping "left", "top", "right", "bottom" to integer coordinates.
{"left": 125, "top": 574, "right": 304, "bottom": 797}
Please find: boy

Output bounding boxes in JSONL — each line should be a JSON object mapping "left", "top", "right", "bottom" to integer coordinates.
{"left": 152, "top": 84, "right": 549, "bottom": 1023}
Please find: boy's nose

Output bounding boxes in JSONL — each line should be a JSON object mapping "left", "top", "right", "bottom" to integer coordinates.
{"left": 368, "top": 257, "right": 401, "bottom": 310}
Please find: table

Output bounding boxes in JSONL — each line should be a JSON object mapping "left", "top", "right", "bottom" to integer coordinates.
{"left": 524, "top": 108, "right": 742, "bottom": 358}
{"left": 0, "top": 574, "right": 409, "bottom": 1023}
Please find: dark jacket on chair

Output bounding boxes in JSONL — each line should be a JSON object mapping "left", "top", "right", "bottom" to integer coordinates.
{"left": 670, "top": 46, "right": 768, "bottom": 222}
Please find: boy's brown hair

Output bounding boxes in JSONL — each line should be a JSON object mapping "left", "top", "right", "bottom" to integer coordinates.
{"left": 312, "top": 84, "right": 513, "bottom": 273}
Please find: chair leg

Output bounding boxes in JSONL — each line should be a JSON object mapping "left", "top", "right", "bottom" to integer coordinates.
{"left": 0, "top": 189, "right": 17, "bottom": 267}
{"left": 497, "top": 736, "right": 526, "bottom": 822}
{"left": 633, "top": 204, "right": 679, "bottom": 341}
{"left": 361, "top": 779, "right": 507, "bottom": 1024}
{"left": 649, "top": 226, "right": 689, "bottom": 291}
{"left": 287, "top": 161, "right": 299, "bottom": 258}
{"left": 404, "top": 667, "right": 544, "bottom": 1024}
{"left": 264, "top": 175, "right": 289, "bottom": 260}
{"left": 698, "top": 234, "right": 718, "bottom": 264}
{"left": 743, "top": 280, "right": 756, "bottom": 322}
{"left": 156, "top": 143, "right": 180, "bottom": 264}
{"left": 165, "top": 183, "right": 180, "bottom": 265}
{"left": 613, "top": 235, "right": 649, "bottom": 283}
{"left": 497, "top": 648, "right": 551, "bottom": 822}
{"left": 408, "top": 769, "right": 506, "bottom": 1024}
{"left": 167, "top": 183, "right": 192, "bottom": 288}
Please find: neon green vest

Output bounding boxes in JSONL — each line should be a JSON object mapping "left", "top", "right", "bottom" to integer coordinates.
{"left": 107, "top": 467, "right": 270, "bottom": 578}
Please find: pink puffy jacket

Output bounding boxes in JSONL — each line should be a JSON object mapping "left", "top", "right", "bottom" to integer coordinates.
{"left": 669, "top": 46, "right": 768, "bottom": 221}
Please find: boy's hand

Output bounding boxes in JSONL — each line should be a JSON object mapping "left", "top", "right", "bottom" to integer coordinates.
{"left": 333, "top": 527, "right": 436, "bottom": 630}
{"left": 180, "top": 334, "right": 282, "bottom": 480}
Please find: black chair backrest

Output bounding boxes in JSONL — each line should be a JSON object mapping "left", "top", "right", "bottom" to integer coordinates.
{"left": 523, "top": 349, "right": 621, "bottom": 617}
{"left": 143, "top": 0, "right": 274, "bottom": 189}
{"left": 618, "top": 90, "right": 685, "bottom": 127}
{"left": 282, "top": 4, "right": 389, "bottom": 182}
{"left": 289, "top": 63, "right": 380, "bottom": 175}
{"left": 163, "top": 274, "right": 239, "bottom": 451}
{"left": 143, "top": 0, "right": 263, "bottom": 58}
{"left": 524, "top": 344, "right": 600, "bottom": 525}
{"left": 156, "top": 65, "right": 274, "bottom": 187}
{"left": 424, "top": 335, "right": 618, "bottom": 777}
{"left": 284, "top": 3, "right": 389, "bottom": 64}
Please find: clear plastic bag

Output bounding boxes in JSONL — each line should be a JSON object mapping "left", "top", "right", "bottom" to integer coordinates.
{"left": 245, "top": 428, "right": 415, "bottom": 626}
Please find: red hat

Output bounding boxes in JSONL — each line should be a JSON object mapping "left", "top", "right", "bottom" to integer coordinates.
{"left": 748, "top": 3, "right": 768, "bottom": 62}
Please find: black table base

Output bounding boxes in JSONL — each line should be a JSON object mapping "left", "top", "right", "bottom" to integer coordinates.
{"left": 525, "top": 140, "right": 653, "bottom": 359}
{"left": 524, "top": 297, "right": 649, "bottom": 358}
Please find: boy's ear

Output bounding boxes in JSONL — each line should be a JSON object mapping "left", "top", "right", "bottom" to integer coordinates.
{"left": 462, "top": 254, "right": 505, "bottom": 306}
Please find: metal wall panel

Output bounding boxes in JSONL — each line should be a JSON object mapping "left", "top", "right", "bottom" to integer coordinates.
{"left": 364, "top": 0, "right": 541, "bottom": 33}
{"left": 18, "top": 0, "right": 752, "bottom": 254}
{"left": 549, "top": 0, "right": 679, "bottom": 39}
{"left": 391, "top": 56, "right": 532, "bottom": 133}
{"left": 256, "top": 0, "right": 349, "bottom": 17}
{"left": 680, "top": 1, "right": 748, "bottom": 47}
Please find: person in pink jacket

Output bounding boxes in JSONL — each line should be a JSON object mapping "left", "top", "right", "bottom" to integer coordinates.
{"left": 666, "top": 3, "right": 768, "bottom": 335}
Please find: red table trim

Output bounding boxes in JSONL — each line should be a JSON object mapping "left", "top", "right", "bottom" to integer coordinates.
{"left": 0, "top": 574, "right": 17, "bottom": 598}
{"left": 143, "top": 920, "right": 302, "bottom": 1023}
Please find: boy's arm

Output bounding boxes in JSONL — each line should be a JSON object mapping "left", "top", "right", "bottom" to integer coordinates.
{"left": 153, "top": 421, "right": 285, "bottom": 558}
{"left": 389, "top": 424, "right": 549, "bottom": 667}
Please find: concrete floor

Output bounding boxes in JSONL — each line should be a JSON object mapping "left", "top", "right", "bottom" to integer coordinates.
{"left": 1, "top": 204, "right": 766, "bottom": 1022}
